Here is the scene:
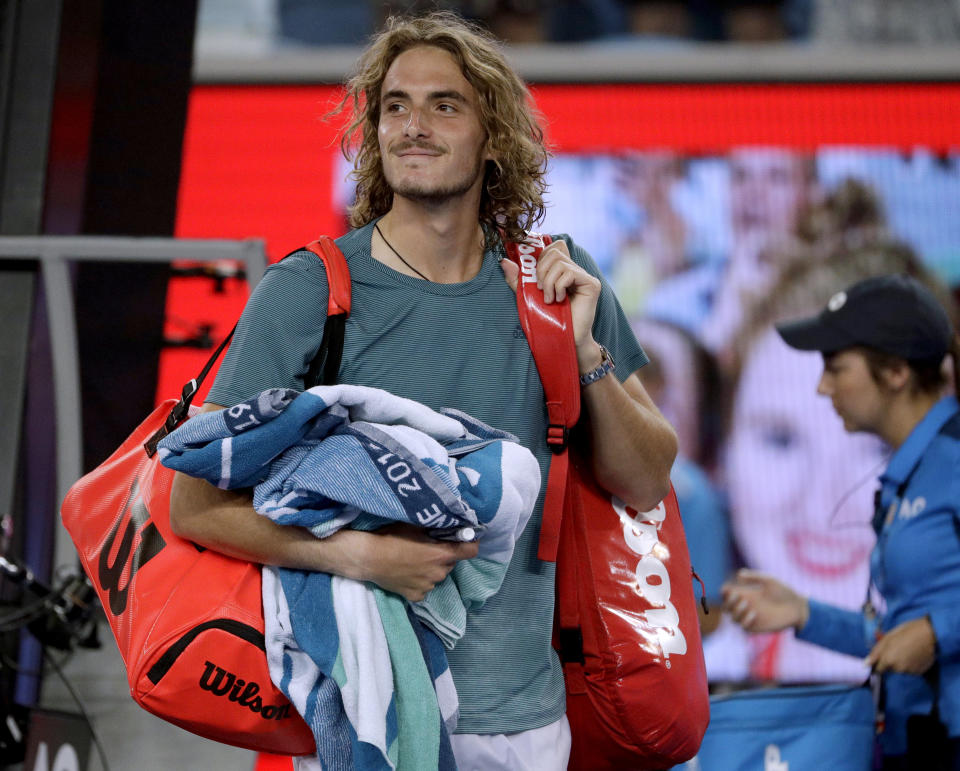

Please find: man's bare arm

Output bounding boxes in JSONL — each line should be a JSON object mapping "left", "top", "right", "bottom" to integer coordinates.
{"left": 578, "top": 362, "right": 677, "bottom": 513}
{"left": 168, "top": 403, "right": 477, "bottom": 601}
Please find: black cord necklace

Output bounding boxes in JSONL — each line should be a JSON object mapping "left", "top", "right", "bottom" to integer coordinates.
{"left": 375, "top": 223, "right": 429, "bottom": 281}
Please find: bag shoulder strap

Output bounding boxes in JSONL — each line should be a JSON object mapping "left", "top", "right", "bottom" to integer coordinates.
{"left": 144, "top": 237, "right": 351, "bottom": 456}
{"left": 501, "top": 233, "right": 580, "bottom": 562}
{"left": 305, "top": 235, "right": 351, "bottom": 317}
{"left": 303, "top": 236, "right": 351, "bottom": 389}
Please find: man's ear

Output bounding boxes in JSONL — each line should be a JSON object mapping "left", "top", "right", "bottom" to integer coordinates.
{"left": 881, "top": 359, "right": 913, "bottom": 392}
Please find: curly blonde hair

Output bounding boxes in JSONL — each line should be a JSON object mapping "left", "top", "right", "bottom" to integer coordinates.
{"left": 336, "top": 11, "right": 549, "bottom": 243}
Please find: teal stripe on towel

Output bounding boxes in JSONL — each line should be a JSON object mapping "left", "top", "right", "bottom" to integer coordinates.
{"left": 375, "top": 589, "right": 440, "bottom": 770}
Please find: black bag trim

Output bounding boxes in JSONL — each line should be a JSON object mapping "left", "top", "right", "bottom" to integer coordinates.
{"left": 147, "top": 619, "right": 265, "bottom": 684}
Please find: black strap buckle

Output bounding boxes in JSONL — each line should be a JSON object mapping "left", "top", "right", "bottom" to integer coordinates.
{"left": 143, "top": 378, "right": 199, "bottom": 457}
{"left": 546, "top": 424, "right": 568, "bottom": 454}
{"left": 557, "top": 627, "right": 584, "bottom": 664}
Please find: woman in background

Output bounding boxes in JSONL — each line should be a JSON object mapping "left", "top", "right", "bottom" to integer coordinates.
{"left": 720, "top": 181, "right": 922, "bottom": 684}
{"left": 723, "top": 269, "right": 960, "bottom": 769}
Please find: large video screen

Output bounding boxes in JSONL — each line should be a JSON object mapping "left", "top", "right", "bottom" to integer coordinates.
{"left": 169, "top": 81, "right": 960, "bottom": 684}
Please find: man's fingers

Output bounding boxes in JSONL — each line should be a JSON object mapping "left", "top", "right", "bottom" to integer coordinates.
{"left": 538, "top": 240, "right": 572, "bottom": 266}
{"left": 369, "top": 525, "right": 480, "bottom": 602}
{"left": 451, "top": 540, "right": 479, "bottom": 560}
{"left": 537, "top": 241, "right": 578, "bottom": 302}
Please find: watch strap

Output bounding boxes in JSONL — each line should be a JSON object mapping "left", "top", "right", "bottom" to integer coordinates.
{"left": 579, "top": 345, "right": 615, "bottom": 386}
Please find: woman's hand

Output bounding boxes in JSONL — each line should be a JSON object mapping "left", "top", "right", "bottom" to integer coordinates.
{"left": 721, "top": 569, "right": 809, "bottom": 634}
{"left": 866, "top": 617, "right": 937, "bottom": 675}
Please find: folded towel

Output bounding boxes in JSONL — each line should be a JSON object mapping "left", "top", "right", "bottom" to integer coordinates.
{"left": 159, "top": 385, "right": 540, "bottom": 770}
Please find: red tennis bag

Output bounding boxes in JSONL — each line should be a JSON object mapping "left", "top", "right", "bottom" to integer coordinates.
{"left": 59, "top": 237, "right": 350, "bottom": 754}
{"left": 504, "top": 234, "right": 710, "bottom": 770}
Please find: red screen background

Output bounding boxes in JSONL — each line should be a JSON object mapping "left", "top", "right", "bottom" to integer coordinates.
{"left": 164, "top": 82, "right": 960, "bottom": 401}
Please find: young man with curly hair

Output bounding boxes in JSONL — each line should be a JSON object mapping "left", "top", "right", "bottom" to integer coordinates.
{"left": 171, "top": 12, "right": 676, "bottom": 769}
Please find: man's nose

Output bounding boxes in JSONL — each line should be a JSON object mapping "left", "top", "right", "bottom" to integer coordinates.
{"left": 403, "top": 109, "right": 428, "bottom": 138}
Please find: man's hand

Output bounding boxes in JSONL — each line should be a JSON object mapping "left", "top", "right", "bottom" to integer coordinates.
{"left": 721, "top": 569, "right": 809, "bottom": 634}
{"left": 172, "top": 467, "right": 477, "bottom": 603}
{"left": 334, "top": 524, "right": 479, "bottom": 603}
{"left": 500, "top": 236, "right": 676, "bottom": 513}
{"left": 866, "top": 617, "right": 937, "bottom": 675}
{"left": 500, "top": 239, "right": 601, "bottom": 356}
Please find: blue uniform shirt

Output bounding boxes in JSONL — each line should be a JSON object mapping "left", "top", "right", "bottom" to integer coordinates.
{"left": 799, "top": 396, "right": 960, "bottom": 755}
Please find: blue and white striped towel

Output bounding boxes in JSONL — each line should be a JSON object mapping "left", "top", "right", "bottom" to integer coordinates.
{"left": 158, "top": 384, "right": 540, "bottom": 771}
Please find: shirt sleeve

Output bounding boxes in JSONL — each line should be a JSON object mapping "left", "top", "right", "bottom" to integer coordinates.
{"left": 927, "top": 605, "right": 960, "bottom": 658}
{"left": 556, "top": 233, "right": 649, "bottom": 382}
{"left": 928, "top": 448, "right": 960, "bottom": 658}
{"left": 206, "top": 251, "right": 331, "bottom": 407}
{"left": 796, "top": 599, "right": 876, "bottom": 659}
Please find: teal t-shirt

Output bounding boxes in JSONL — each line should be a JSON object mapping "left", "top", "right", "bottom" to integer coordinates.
{"left": 207, "top": 219, "right": 648, "bottom": 733}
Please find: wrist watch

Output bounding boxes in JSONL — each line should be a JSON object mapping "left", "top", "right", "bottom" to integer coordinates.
{"left": 579, "top": 344, "right": 615, "bottom": 386}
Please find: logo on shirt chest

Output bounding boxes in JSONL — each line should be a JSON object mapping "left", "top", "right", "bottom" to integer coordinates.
{"left": 885, "top": 495, "right": 927, "bottom": 527}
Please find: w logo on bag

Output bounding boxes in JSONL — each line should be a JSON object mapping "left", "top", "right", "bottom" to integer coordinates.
{"left": 59, "top": 248, "right": 345, "bottom": 754}
{"left": 97, "top": 477, "right": 166, "bottom": 616}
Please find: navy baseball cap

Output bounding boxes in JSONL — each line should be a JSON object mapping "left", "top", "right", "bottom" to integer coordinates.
{"left": 776, "top": 273, "right": 953, "bottom": 361}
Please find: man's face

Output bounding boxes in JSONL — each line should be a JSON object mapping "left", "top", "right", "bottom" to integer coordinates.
{"left": 729, "top": 149, "right": 811, "bottom": 241}
{"left": 378, "top": 46, "right": 490, "bottom": 204}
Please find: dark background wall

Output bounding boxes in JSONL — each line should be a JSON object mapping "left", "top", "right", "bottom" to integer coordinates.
{"left": 0, "top": 0, "right": 197, "bottom": 716}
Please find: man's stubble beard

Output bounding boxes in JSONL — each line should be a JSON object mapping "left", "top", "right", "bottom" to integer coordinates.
{"left": 386, "top": 154, "right": 487, "bottom": 205}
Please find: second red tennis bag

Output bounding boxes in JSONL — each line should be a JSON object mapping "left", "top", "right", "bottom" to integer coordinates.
{"left": 59, "top": 237, "right": 350, "bottom": 754}
{"left": 504, "top": 233, "right": 710, "bottom": 770}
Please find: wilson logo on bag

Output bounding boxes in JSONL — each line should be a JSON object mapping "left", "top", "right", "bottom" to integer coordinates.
{"left": 197, "top": 661, "right": 295, "bottom": 720}
{"left": 61, "top": 402, "right": 316, "bottom": 754}
{"left": 615, "top": 496, "right": 688, "bottom": 662}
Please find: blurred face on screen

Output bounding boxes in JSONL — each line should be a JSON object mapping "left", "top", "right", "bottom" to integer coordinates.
{"left": 701, "top": 149, "right": 815, "bottom": 359}
{"left": 725, "top": 329, "right": 880, "bottom": 601}
{"left": 729, "top": 149, "right": 811, "bottom": 246}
